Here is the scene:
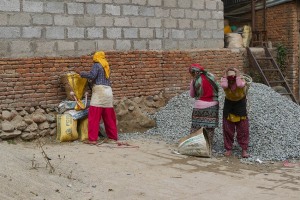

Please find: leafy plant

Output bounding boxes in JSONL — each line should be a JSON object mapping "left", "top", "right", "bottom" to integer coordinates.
{"left": 275, "top": 43, "right": 288, "bottom": 75}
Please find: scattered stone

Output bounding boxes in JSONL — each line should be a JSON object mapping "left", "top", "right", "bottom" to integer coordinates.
{"left": 1, "top": 121, "right": 14, "bottom": 132}
{"left": 0, "top": 130, "right": 21, "bottom": 139}
{"left": 21, "top": 131, "right": 37, "bottom": 140}
{"left": 2, "top": 110, "right": 13, "bottom": 121}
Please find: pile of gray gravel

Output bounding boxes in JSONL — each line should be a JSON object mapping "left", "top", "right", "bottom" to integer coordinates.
{"left": 122, "top": 83, "right": 300, "bottom": 162}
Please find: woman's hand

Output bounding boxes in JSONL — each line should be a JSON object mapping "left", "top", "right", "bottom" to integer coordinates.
{"left": 233, "top": 68, "right": 240, "bottom": 77}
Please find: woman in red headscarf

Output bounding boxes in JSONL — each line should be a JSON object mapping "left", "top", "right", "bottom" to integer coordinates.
{"left": 189, "top": 64, "right": 219, "bottom": 155}
{"left": 220, "top": 67, "right": 249, "bottom": 158}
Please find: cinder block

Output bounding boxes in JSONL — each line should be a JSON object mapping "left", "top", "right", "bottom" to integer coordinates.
{"left": 114, "top": 0, "right": 130, "bottom": 4}
{"left": 54, "top": 15, "right": 74, "bottom": 26}
{"left": 74, "top": 16, "right": 95, "bottom": 27}
{"left": 140, "top": 28, "right": 154, "bottom": 38}
{"left": 201, "top": 30, "right": 212, "bottom": 39}
{"left": 164, "top": 39, "right": 178, "bottom": 50}
{"left": 36, "top": 41, "right": 56, "bottom": 53}
{"left": 23, "top": 1, "right": 43, "bottom": 13}
{"left": 86, "top": 4, "right": 102, "bottom": 15}
{"left": 170, "top": 9, "right": 184, "bottom": 18}
{"left": 155, "top": 28, "right": 166, "bottom": 38}
{"left": 114, "top": 18, "right": 130, "bottom": 27}
{"left": 163, "top": 19, "right": 176, "bottom": 28}
{"left": 87, "top": 27, "right": 103, "bottom": 38}
{"left": 213, "top": 30, "right": 224, "bottom": 39}
{"left": 199, "top": 11, "right": 211, "bottom": 19}
{"left": 124, "top": 28, "right": 138, "bottom": 39}
{"left": 148, "top": 0, "right": 162, "bottom": 6}
{"left": 0, "top": 0, "right": 20, "bottom": 12}
{"left": 164, "top": 0, "right": 177, "bottom": 7}
{"left": 192, "top": 0, "right": 205, "bottom": 9}
{"left": 8, "top": 13, "right": 31, "bottom": 26}
{"left": 131, "top": 17, "right": 147, "bottom": 27}
{"left": 32, "top": 14, "right": 53, "bottom": 25}
{"left": 22, "top": 27, "right": 42, "bottom": 38}
{"left": 45, "top": 2, "right": 65, "bottom": 14}
{"left": 106, "top": 28, "right": 122, "bottom": 39}
{"left": 57, "top": 41, "right": 75, "bottom": 51}
{"left": 0, "top": 27, "right": 20, "bottom": 38}
{"left": 178, "top": 19, "right": 191, "bottom": 29}
{"left": 192, "top": 19, "right": 205, "bottom": 28}
{"left": 46, "top": 27, "right": 65, "bottom": 39}
{"left": 0, "top": 40, "right": 9, "bottom": 53}
{"left": 178, "top": 0, "right": 191, "bottom": 8}
{"left": 171, "top": 29, "right": 185, "bottom": 39}
{"left": 116, "top": 40, "right": 131, "bottom": 50}
{"left": 132, "top": 0, "right": 147, "bottom": 5}
{"left": 67, "top": 27, "right": 85, "bottom": 39}
{"left": 105, "top": 5, "right": 120, "bottom": 16}
{"left": 185, "top": 9, "right": 198, "bottom": 19}
{"left": 193, "top": 40, "right": 207, "bottom": 48}
{"left": 95, "top": 16, "right": 113, "bottom": 27}
{"left": 206, "top": 20, "right": 218, "bottom": 29}
{"left": 212, "top": 11, "right": 224, "bottom": 19}
{"left": 148, "top": 18, "right": 162, "bottom": 28}
{"left": 123, "top": 5, "right": 139, "bottom": 16}
{"left": 178, "top": 40, "right": 192, "bottom": 49}
{"left": 186, "top": 30, "right": 198, "bottom": 39}
{"left": 149, "top": 39, "right": 162, "bottom": 50}
{"left": 96, "top": 40, "right": 114, "bottom": 50}
{"left": 155, "top": 7, "right": 170, "bottom": 18}
{"left": 0, "top": 14, "right": 8, "bottom": 25}
{"left": 11, "top": 41, "right": 32, "bottom": 53}
{"left": 133, "top": 40, "right": 147, "bottom": 50}
{"left": 95, "top": 0, "right": 113, "bottom": 3}
{"left": 206, "top": 1, "right": 217, "bottom": 10}
{"left": 77, "top": 41, "right": 96, "bottom": 51}
{"left": 67, "top": 3, "right": 84, "bottom": 14}
{"left": 139, "top": 7, "right": 155, "bottom": 17}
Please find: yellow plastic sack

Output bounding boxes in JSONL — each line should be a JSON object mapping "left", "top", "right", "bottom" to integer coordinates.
{"left": 56, "top": 114, "right": 78, "bottom": 142}
{"left": 78, "top": 117, "right": 88, "bottom": 141}
{"left": 61, "top": 72, "right": 88, "bottom": 109}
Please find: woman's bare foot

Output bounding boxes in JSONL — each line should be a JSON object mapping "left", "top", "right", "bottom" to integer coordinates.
{"left": 224, "top": 150, "right": 232, "bottom": 157}
{"left": 242, "top": 150, "right": 250, "bottom": 158}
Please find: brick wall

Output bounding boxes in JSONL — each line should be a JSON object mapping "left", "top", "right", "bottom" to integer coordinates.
{"left": 0, "top": 49, "right": 245, "bottom": 110}
{"left": 257, "top": 2, "right": 299, "bottom": 99}
{"left": 235, "top": 2, "right": 299, "bottom": 99}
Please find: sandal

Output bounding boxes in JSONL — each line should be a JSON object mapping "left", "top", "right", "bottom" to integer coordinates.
{"left": 83, "top": 140, "right": 98, "bottom": 145}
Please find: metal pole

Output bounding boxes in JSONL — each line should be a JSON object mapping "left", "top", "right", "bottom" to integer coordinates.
{"left": 251, "top": 0, "right": 255, "bottom": 33}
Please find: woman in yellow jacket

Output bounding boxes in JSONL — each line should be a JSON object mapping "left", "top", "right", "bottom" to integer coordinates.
{"left": 220, "top": 68, "right": 249, "bottom": 158}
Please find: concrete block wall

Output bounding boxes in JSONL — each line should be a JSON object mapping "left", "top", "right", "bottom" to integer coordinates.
{"left": 0, "top": 0, "right": 224, "bottom": 58}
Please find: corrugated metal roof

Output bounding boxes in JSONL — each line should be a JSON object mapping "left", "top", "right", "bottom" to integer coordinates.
{"left": 224, "top": 0, "right": 293, "bottom": 16}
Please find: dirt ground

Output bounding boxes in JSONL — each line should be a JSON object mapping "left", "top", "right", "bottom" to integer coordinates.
{"left": 0, "top": 136, "right": 299, "bottom": 200}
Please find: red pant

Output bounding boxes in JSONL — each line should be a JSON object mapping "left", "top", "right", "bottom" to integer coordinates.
{"left": 223, "top": 118, "right": 249, "bottom": 151}
{"left": 88, "top": 106, "right": 118, "bottom": 141}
